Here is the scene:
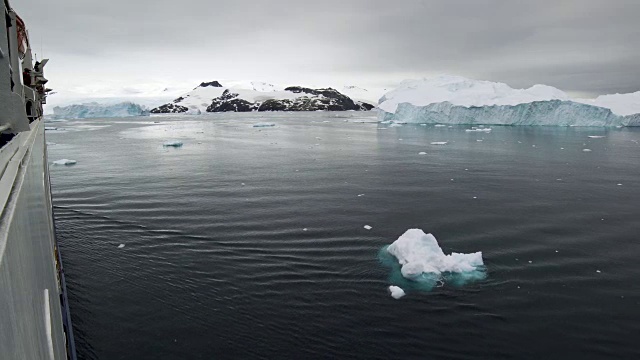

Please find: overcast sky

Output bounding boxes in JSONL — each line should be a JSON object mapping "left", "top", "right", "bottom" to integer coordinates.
{"left": 15, "top": 0, "right": 640, "bottom": 104}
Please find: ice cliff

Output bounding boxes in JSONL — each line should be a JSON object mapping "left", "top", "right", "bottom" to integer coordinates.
{"left": 52, "top": 102, "right": 150, "bottom": 119}
{"left": 151, "top": 81, "right": 375, "bottom": 114}
{"left": 378, "top": 75, "right": 640, "bottom": 126}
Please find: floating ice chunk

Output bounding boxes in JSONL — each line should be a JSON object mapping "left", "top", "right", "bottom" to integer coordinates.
{"left": 118, "top": 244, "right": 125, "bottom": 249}
{"left": 465, "top": 128, "right": 492, "bottom": 133}
{"left": 389, "top": 286, "right": 406, "bottom": 299}
{"left": 418, "top": 152, "right": 427, "bottom": 155}
{"left": 431, "top": 141, "right": 448, "bottom": 145}
{"left": 252, "top": 123, "right": 275, "bottom": 128}
{"left": 596, "top": 270, "right": 601, "bottom": 273}
{"left": 53, "top": 159, "right": 77, "bottom": 165}
{"left": 386, "top": 229, "right": 484, "bottom": 279}
{"left": 303, "top": 228, "right": 308, "bottom": 231}
{"left": 434, "top": 124, "right": 446, "bottom": 127}
{"left": 357, "top": 194, "right": 365, "bottom": 197}
{"left": 476, "top": 139, "right": 483, "bottom": 142}
{"left": 163, "top": 141, "right": 183, "bottom": 147}
{"left": 617, "top": 183, "right": 623, "bottom": 186}
{"left": 588, "top": 136, "right": 605, "bottom": 139}
{"left": 364, "top": 225, "right": 373, "bottom": 230}
{"left": 582, "top": 149, "right": 592, "bottom": 152}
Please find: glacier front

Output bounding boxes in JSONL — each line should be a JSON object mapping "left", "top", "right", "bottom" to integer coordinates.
{"left": 378, "top": 75, "right": 640, "bottom": 127}
{"left": 52, "top": 102, "right": 150, "bottom": 119}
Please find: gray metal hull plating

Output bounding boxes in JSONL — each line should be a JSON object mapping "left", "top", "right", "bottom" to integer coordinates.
{"left": 0, "top": 120, "right": 69, "bottom": 359}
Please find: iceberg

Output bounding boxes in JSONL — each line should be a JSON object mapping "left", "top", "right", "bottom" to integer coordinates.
{"left": 163, "top": 141, "right": 183, "bottom": 147}
{"left": 380, "top": 229, "right": 486, "bottom": 291}
{"left": 388, "top": 286, "right": 406, "bottom": 299}
{"left": 52, "top": 159, "right": 76, "bottom": 165}
{"left": 378, "top": 75, "right": 640, "bottom": 127}
{"left": 52, "top": 102, "right": 150, "bottom": 119}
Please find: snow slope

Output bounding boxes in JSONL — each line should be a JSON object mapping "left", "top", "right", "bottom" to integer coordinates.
{"left": 378, "top": 75, "right": 640, "bottom": 126}
{"left": 576, "top": 91, "right": 640, "bottom": 116}
{"left": 340, "top": 85, "right": 387, "bottom": 107}
{"left": 52, "top": 102, "right": 150, "bottom": 119}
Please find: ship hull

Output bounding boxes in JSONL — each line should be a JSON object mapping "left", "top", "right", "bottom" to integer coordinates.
{"left": 0, "top": 120, "right": 72, "bottom": 359}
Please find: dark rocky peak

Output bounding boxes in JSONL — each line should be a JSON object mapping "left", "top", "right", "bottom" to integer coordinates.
{"left": 196, "top": 81, "right": 223, "bottom": 89}
{"left": 220, "top": 89, "right": 240, "bottom": 100}
{"left": 284, "top": 86, "right": 345, "bottom": 100}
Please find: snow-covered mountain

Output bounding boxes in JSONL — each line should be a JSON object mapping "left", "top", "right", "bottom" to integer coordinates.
{"left": 339, "top": 85, "right": 388, "bottom": 106}
{"left": 52, "top": 102, "right": 150, "bottom": 119}
{"left": 378, "top": 75, "right": 640, "bottom": 126}
{"left": 151, "top": 81, "right": 375, "bottom": 114}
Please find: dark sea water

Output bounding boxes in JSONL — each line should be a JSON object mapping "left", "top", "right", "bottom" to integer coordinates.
{"left": 47, "top": 112, "right": 640, "bottom": 360}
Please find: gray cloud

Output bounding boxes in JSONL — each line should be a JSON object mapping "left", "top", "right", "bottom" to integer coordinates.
{"left": 14, "top": 0, "right": 640, "bottom": 97}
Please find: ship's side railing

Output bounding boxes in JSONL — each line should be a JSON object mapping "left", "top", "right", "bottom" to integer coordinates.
{"left": 1, "top": 1, "right": 77, "bottom": 359}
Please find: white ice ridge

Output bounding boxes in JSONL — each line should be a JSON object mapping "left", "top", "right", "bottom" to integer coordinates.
{"left": 378, "top": 75, "right": 569, "bottom": 114}
{"left": 377, "top": 75, "right": 640, "bottom": 127}
{"left": 387, "top": 229, "right": 484, "bottom": 279}
{"left": 388, "top": 286, "right": 406, "bottom": 299}
{"left": 52, "top": 159, "right": 77, "bottom": 165}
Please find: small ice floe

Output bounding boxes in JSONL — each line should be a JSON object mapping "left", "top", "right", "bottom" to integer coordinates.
{"left": 252, "top": 123, "right": 275, "bottom": 128}
{"left": 588, "top": 136, "right": 605, "bottom": 139}
{"left": 617, "top": 183, "right": 623, "bottom": 186}
{"left": 434, "top": 124, "right": 446, "bottom": 127}
{"left": 389, "top": 123, "right": 403, "bottom": 127}
{"left": 46, "top": 142, "right": 56, "bottom": 146}
{"left": 357, "top": 194, "right": 365, "bottom": 197}
{"left": 473, "top": 196, "right": 477, "bottom": 199}
{"left": 596, "top": 270, "right": 601, "bottom": 273}
{"left": 315, "top": 137, "right": 322, "bottom": 140}
{"left": 430, "top": 142, "right": 447, "bottom": 145}
{"left": 117, "top": 244, "right": 125, "bottom": 249}
{"left": 163, "top": 141, "right": 183, "bottom": 147}
{"left": 303, "top": 228, "right": 308, "bottom": 231}
{"left": 465, "top": 128, "right": 492, "bottom": 133}
{"left": 389, "top": 286, "right": 406, "bottom": 299}
{"left": 476, "top": 139, "right": 483, "bottom": 142}
{"left": 322, "top": 120, "right": 330, "bottom": 123}
{"left": 384, "top": 229, "right": 485, "bottom": 286}
{"left": 418, "top": 152, "right": 427, "bottom": 155}
{"left": 582, "top": 149, "right": 592, "bottom": 152}
{"left": 364, "top": 225, "right": 373, "bottom": 230}
{"left": 53, "top": 159, "right": 76, "bottom": 166}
